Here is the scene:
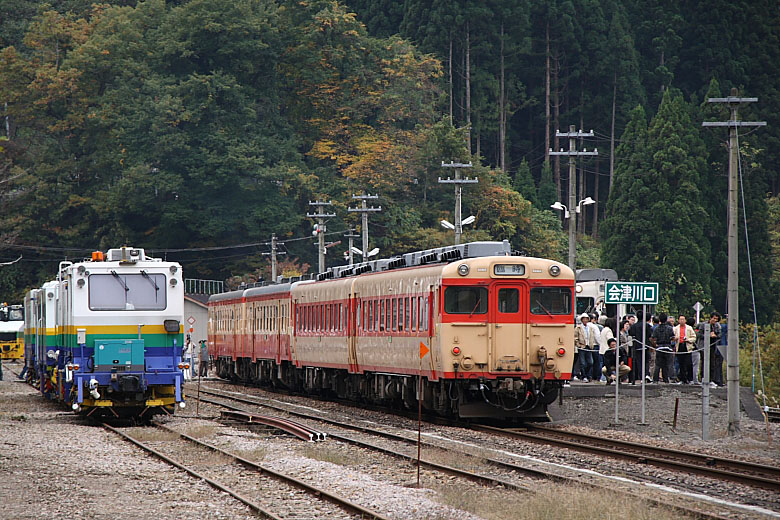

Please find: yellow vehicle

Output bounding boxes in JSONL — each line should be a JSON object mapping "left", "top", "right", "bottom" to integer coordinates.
{"left": 0, "top": 303, "right": 24, "bottom": 360}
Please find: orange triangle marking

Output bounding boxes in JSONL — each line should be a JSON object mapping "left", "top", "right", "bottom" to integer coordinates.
{"left": 419, "top": 341, "right": 430, "bottom": 359}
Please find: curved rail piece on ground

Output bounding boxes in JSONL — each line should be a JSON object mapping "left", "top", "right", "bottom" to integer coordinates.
{"left": 100, "top": 422, "right": 284, "bottom": 520}
{"left": 220, "top": 409, "right": 326, "bottom": 441}
{"left": 153, "top": 423, "right": 391, "bottom": 520}
{"left": 475, "top": 423, "right": 780, "bottom": 492}
{"left": 194, "top": 386, "right": 737, "bottom": 520}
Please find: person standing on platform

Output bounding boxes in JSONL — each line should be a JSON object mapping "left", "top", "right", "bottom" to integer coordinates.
{"left": 629, "top": 311, "right": 653, "bottom": 384}
{"left": 699, "top": 312, "right": 723, "bottom": 387}
{"left": 687, "top": 316, "right": 701, "bottom": 383}
{"left": 652, "top": 313, "right": 674, "bottom": 383}
{"left": 574, "top": 314, "right": 595, "bottom": 382}
{"left": 598, "top": 317, "right": 617, "bottom": 383}
{"left": 673, "top": 315, "right": 696, "bottom": 384}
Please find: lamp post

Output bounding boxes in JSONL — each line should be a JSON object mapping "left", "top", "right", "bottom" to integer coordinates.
{"left": 551, "top": 197, "right": 595, "bottom": 270}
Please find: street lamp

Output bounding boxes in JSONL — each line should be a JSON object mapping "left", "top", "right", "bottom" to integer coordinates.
{"left": 551, "top": 197, "right": 596, "bottom": 270}
{"left": 441, "top": 215, "right": 475, "bottom": 234}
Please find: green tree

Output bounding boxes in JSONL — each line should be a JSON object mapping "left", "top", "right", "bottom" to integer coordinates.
{"left": 645, "top": 90, "right": 711, "bottom": 310}
{"left": 601, "top": 105, "right": 655, "bottom": 281}
{"left": 512, "top": 158, "right": 537, "bottom": 206}
{"left": 537, "top": 161, "right": 556, "bottom": 210}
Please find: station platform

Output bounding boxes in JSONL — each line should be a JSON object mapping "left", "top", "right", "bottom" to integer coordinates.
{"left": 555, "top": 381, "right": 765, "bottom": 422}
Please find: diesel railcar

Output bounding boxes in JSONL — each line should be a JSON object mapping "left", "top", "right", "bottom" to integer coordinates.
{"left": 25, "top": 247, "right": 187, "bottom": 418}
{"left": 209, "top": 241, "right": 574, "bottom": 420}
{"left": 0, "top": 303, "right": 24, "bottom": 360}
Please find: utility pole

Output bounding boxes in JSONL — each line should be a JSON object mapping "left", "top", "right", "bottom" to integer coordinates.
{"left": 439, "top": 162, "right": 478, "bottom": 245}
{"left": 348, "top": 193, "right": 381, "bottom": 260}
{"left": 702, "top": 88, "right": 765, "bottom": 436}
{"left": 344, "top": 228, "right": 360, "bottom": 266}
{"left": 307, "top": 201, "right": 336, "bottom": 274}
{"left": 550, "top": 125, "right": 597, "bottom": 270}
{"left": 262, "top": 234, "right": 285, "bottom": 283}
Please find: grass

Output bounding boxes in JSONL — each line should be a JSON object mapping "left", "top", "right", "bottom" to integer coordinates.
{"left": 432, "top": 482, "right": 693, "bottom": 520}
{"left": 183, "top": 425, "right": 218, "bottom": 439}
{"left": 235, "top": 446, "right": 267, "bottom": 461}
{"left": 129, "top": 428, "right": 180, "bottom": 443}
{"left": 299, "top": 445, "right": 360, "bottom": 466}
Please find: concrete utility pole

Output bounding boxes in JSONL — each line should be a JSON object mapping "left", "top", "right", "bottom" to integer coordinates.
{"left": 550, "top": 125, "right": 597, "bottom": 270}
{"left": 439, "top": 162, "right": 478, "bottom": 245}
{"left": 307, "top": 201, "right": 336, "bottom": 274}
{"left": 262, "top": 234, "right": 285, "bottom": 283}
{"left": 702, "top": 89, "right": 765, "bottom": 436}
{"left": 348, "top": 194, "right": 381, "bottom": 260}
{"left": 344, "top": 228, "right": 360, "bottom": 266}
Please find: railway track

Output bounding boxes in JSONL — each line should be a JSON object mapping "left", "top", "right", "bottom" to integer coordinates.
{"left": 193, "top": 384, "right": 753, "bottom": 520}
{"left": 101, "top": 420, "right": 390, "bottom": 520}
{"left": 472, "top": 423, "right": 780, "bottom": 492}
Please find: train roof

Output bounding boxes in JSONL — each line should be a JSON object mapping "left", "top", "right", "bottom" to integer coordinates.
{"left": 244, "top": 282, "right": 293, "bottom": 298}
{"left": 208, "top": 289, "right": 245, "bottom": 303}
{"left": 576, "top": 268, "right": 618, "bottom": 282}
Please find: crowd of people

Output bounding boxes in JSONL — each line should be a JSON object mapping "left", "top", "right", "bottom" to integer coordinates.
{"left": 572, "top": 310, "right": 726, "bottom": 387}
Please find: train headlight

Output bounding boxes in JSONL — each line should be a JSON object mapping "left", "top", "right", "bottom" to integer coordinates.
{"left": 170, "top": 278, "right": 178, "bottom": 287}
{"left": 170, "top": 266, "right": 178, "bottom": 274}
{"left": 457, "top": 264, "right": 470, "bottom": 276}
{"left": 576, "top": 284, "right": 583, "bottom": 293}
{"left": 549, "top": 265, "right": 561, "bottom": 277}
{"left": 452, "top": 346, "right": 461, "bottom": 356}
{"left": 556, "top": 348, "right": 566, "bottom": 357}
{"left": 77, "top": 279, "right": 85, "bottom": 288}
{"left": 179, "top": 401, "right": 186, "bottom": 409}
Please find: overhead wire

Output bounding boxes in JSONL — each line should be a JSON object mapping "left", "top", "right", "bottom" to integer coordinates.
{"left": 736, "top": 128, "right": 767, "bottom": 405}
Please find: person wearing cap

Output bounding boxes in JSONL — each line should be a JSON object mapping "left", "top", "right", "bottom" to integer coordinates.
{"left": 574, "top": 313, "right": 596, "bottom": 382}
{"left": 602, "top": 338, "right": 630, "bottom": 384}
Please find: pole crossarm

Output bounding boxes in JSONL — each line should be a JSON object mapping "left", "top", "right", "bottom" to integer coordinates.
{"left": 707, "top": 97, "right": 758, "bottom": 103}
{"left": 701, "top": 121, "right": 766, "bottom": 127}
{"left": 437, "top": 177, "right": 479, "bottom": 183}
{"left": 555, "top": 130, "right": 595, "bottom": 138}
{"left": 549, "top": 150, "right": 599, "bottom": 156}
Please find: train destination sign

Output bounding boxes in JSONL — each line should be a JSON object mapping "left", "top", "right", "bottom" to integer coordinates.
{"left": 493, "top": 264, "right": 525, "bottom": 276}
{"left": 604, "top": 281, "right": 658, "bottom": 305}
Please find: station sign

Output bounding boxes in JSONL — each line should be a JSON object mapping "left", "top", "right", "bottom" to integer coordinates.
{"left": 605, "top": 281, "right": 658, "bottom": 305}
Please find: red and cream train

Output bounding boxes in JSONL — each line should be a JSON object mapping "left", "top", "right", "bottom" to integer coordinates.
{"left": 208, "top": 241, "right": 574, "bottom": 419}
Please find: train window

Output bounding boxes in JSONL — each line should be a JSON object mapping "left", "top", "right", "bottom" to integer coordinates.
{"left": 530, "top": 288, "right": 572, "bottom": 315}
{"left": 379, "top": 300, "right": 384, "bottom": 331}
{"left": 498, "top": 288, "right": 519, "bottom": 313}
{"left": 423, "top": 296, "right": 429, "bottom": 331}
{"left": 444, "top": 286, "right": 488, "bottom": 314}
{"left": 88, "top": 273, "right": 167, "bottom": 310}
{"left": 390, "top": 299, "right": 396, "bottom": 331}
{"left": 411, "top": 297, "right": 417, "bottom": 331}
{"left": 374, "top": 300, "right": 379, "bottom": 331}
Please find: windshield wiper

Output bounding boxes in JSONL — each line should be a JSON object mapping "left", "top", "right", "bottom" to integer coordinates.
{"left": 141, "top": 270, "right": 159, "bottom": 291}
{"left": 538, "top": 301, "right": 553, "bottom": 317}
{"left": 468, "top": 298, "right": 482, "bottom": 318}
{"left": 111, "top": 270, "right": 129, "bottom": 292}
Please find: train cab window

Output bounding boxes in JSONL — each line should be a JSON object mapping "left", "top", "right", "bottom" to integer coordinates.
{"left": 498, "top": 288, "right": 519, "bottom": 313}
{"left": 88, "top": 273, "right": 167, "bottom": 310}
{"left": 444, "top": 286, "right": 488, "bottom": 314}
{"left": 530, "top": 288, "right": 572, "bottom": 315}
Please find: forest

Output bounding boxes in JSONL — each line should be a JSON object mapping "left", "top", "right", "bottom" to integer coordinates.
{"left": 1, "top": 0, "right": 780, "bottom": 328}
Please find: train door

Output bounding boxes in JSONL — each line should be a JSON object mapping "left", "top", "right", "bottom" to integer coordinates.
{"left": 347, "top": 293, "right": 359, "bottom": 373}
{"left": 489, "top": 282, "right": 528, "bottom": 373}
